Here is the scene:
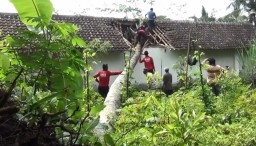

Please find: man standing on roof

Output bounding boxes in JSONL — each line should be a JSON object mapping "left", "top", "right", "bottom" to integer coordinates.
{"left": 162, "top": 67, "right": 173, "bottom": 97}
{"left": 145, "top": 8, "right": 156, "bottom": 31}
{"left": 140, "top": 51, "right": 155, "bottom": 74}
{"left": 93, "top": 64, "right": 122, "bottom": 98}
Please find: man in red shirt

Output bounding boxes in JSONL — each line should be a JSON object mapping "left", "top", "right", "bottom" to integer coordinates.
{"left": 139, "top": 51, "right": 155, "bottom": 74}
{"left": 135, "top": 25, "right": 147, "bottom": 46}
{"left": 93, "top": 64, "right": 122, "bottom": 98}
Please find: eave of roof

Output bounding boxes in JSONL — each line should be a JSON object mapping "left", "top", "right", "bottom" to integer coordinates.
{"left": 1, "top": 12, "right": 256, "bottom": 50}
{"left": 157, "top": 20, "right": 256, "bottom": 50}
{"left": 0, "top": 13, "right": 131, "bottom": 51}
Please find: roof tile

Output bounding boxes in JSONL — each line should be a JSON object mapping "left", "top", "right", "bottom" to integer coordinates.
{"left": 157, "top": 20, "right": 256, "bottom": 49}
{"left": 1, "top": 13, "right": 256, "bottom": 50}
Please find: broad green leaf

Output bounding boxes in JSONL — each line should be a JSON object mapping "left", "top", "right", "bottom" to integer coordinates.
{"left": 72, "top": 37, "right": 86, "bottom": 48}
{"left": 170, "top": 112, "right": 178, "bottom": 120}
{"left": 151, "top": 96, "right": 163, "bottom": 110}
{"left": 193, "top": 112, "right": 205, "bottom": 126}
{"left": 144, "top": 96, "right": 151, "bottom": 107}
{"left": 104, "top": 134, "right": 115, "bottom": 146}
{"left": 10, "top": 0, "right": 53, "bottom": 25}
{"left": 90, "top": 104, "right": 105, "bottom": 116}
{"left": 57, "top": 100, "right": 65, "bottom": 111}
{"left": 85, "top": 117, "right": 99, "bottom": 132}
{"left": 4, "top": 73, "right": 17, "bottom": 82}
{"left": 0, "top": 53, "right": 10, "bottom": 71}
{"left": 30, "top": 91, "right": 64, "bottom": 110}
{"left": 153, "top": 136, "right": 157, "bottom": 145}
{"left": 166, "top": 124, "right": 175, "bottom": 130}
{"left": 155, "top": 129, "right": 167, "bottom": 135}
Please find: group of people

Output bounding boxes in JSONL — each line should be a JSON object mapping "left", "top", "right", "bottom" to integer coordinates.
{"left": 140, "top": 51, "right": 173, "bottom": 97}
{"left": 93, "top": 50, "right": 173, "bottom": 98}
{"left": 93, "top": 51, "right": 225, "bottom": 98}
{"left": 93, "top": 8, "right": 224, "bottom": 98}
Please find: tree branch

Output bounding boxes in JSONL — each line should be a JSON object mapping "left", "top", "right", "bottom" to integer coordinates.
{"left": 0, "top": 68, "right": 24, "bottom": 108}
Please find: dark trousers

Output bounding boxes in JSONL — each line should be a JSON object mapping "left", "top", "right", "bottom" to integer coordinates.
{"left": 143, "top": 69, "right": 154, "bottom": 75}
{"left": 98, "top": 86, "right": 109, "bottom": 98}
{"left": 209, "top": 83, "right": 220, "bottom": 96}
{"left": 147, "top": 69, "right": 154, "bottom": 74}
{"left": 147, "top": 20, "right": 155, "bottom": 32}
{"left": 136, "top": 32, "right": 147, "bottom": 45}
{"left": 163, "top": 89, "right": 173, "bottom": 97}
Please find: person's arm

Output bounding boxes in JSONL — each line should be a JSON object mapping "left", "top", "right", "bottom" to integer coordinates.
{"left": 139, "top": 57, "right": 144, "bottom": 63}
{"left": 201, "top": 58, "right": 208, "bottom": 64}
{"left": 93, "top": 72, "right": 100, "bottom": 82}
{"left": 201, "top": 58, "right": 210, "bottom": 69}
{"left": 162, "top": 75, "right": 167, "bottom": 85}
{"left": 217, "top": 65, "right": 226, "bottom": 74}
{"left": 110, "top": 71, "right": 122, "bottom": 75}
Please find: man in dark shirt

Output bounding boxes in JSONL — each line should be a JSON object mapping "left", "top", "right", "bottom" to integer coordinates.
{"left": 162, "top": 67, "right": 173, "bottom": 97}
{"left": 139, "top": 51, "right": 155, "bottom": 74}
{"left": 93, "top": 64, "right": 122, "bottom": 98}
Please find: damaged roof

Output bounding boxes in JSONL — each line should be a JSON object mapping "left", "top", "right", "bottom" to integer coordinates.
{"left": 1, "top": 12, "right": 256, "bottom": 50}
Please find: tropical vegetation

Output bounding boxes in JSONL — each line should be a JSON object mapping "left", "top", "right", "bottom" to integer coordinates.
{"left": 0, "top": 0, "right": 256, "bottom": 145}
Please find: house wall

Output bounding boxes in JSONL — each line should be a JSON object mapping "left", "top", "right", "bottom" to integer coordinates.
{"left": 91, "top": 47, "right": 239, "bottom": 88}
{"left": 133, "top": 47, "right": 239, "bottom": 85}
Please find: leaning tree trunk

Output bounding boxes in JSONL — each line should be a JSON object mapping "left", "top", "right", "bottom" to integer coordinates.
{"left": 94, "top": 43, "right": 143, "bottom": 136}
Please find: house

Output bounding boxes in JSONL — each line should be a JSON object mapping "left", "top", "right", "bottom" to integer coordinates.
{"left": 1, "top": 12, "right": 256, "bottom": 87}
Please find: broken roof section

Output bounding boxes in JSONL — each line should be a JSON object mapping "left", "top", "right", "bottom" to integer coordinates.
{"left": 1, "top": 12, "right": 256, "bottom": 50}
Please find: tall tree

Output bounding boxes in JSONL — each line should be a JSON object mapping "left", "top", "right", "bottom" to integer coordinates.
{"left": 190, "top": 6, "right": 216, "bottom": 22}
{"left": 223, "top": 0, "right": 256, "bottom": 23}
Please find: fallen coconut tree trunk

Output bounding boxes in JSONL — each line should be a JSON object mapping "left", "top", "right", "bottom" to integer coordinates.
{"left": 95, "top": 43, "right": 144, "bottom": 135}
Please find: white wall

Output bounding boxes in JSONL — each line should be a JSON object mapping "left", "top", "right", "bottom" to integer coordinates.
{"left": 91, "top": 47, "right": 239, "bottom": 87}
{"left": 132, "top": 47, "right": 238, "bottom": 84}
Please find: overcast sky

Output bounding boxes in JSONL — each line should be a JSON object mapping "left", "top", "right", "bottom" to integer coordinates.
{"left": 0, "top": 0, "right": 233, "bottom": 20}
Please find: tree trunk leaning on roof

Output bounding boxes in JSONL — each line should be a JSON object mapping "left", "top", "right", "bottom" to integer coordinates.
{"left": 94, "top": 42, "right": 145, "bottom": 136}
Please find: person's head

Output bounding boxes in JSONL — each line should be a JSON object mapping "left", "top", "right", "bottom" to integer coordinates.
{"left": 207, "top": 58, "right": 216, "bottom": 66}
{"left": 102, "top": 64, "right": 108, "bottom": 71}
{"left": 150, "top": 8, "right": 153, "bottom": 11}
{"left": 164, "top": 67, "right": 169, "bottom": 73}
{"left": 140, "top": 25, "right": 145, "bottom": 29}
{"left": 144, "top": 51, "right": 149, "bottom": 56}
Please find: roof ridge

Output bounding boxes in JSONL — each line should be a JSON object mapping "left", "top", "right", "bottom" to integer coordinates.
{"left": 0, "top": 12, "right": 133, "bottom": 21}
{"left": 158, "top": 19, "right": 253, "bottom": 26}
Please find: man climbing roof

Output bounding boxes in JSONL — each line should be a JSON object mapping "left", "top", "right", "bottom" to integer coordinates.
{"left": 135, "top": 25, "right": 148, "bottom": 46}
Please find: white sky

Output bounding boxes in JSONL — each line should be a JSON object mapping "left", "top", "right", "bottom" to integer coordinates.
{"left": 0, "top": 0, "right": 233, "bottom": 20}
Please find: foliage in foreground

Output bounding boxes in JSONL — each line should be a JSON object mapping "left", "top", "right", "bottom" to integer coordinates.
{"left": 111, "top": 72, "right": 256, "bottom": 145}
{"left": 0, "top": 0, "right": 113, "bottom": 145}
